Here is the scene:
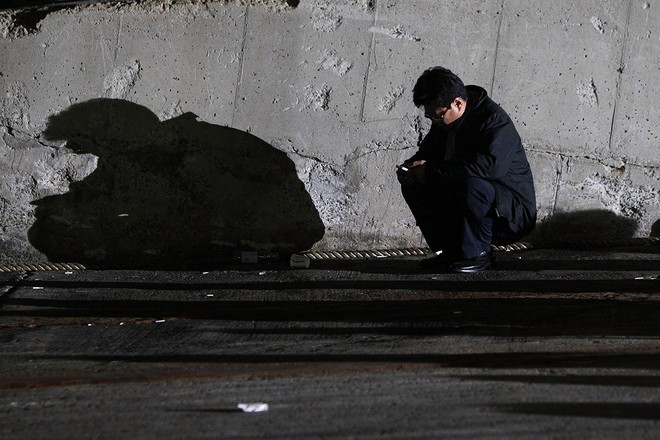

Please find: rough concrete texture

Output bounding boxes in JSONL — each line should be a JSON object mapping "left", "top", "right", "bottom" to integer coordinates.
{"left": 0, "top": 0, "right": 659, "bottom": 265}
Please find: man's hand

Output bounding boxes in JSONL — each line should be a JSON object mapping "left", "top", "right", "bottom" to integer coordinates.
{"left": 396, "top": 160, "right": 427, "bottom": 185}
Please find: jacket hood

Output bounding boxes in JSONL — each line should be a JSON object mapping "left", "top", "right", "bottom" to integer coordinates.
{"left": 466, "top": 85, "right": 489, "bottom": 108}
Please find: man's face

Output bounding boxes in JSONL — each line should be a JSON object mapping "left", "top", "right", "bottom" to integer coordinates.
{"left": 424, "top": 98, "right": 466, "bottom": 126}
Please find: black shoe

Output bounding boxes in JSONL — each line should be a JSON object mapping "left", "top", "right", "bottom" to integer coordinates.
{"left": 418, "top": 251, "right": 456, "bottom": 269}
{"left": 451, "top": 250, "right": 494, "bottom": 273}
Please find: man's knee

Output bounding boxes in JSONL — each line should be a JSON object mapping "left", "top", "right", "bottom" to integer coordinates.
{"left": 460, "top": 177, "right": 496, "bottom": 214}
{"left": 462, "top": 177, "right": 495, "bottom": 199}
{"left": 400, "top": 183, "right": 416, "bottom": 199}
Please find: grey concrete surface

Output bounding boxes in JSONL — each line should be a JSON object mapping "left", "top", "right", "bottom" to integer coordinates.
{"left": 1, "top": 248, "right": 660, "bottom": 438}
{"left": 1, "top": 0, "right": 659, "bottom": 267}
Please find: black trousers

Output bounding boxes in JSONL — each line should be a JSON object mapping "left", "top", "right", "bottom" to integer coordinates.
{"left": 401, "top": 177, "right": 514, "bottom": 259}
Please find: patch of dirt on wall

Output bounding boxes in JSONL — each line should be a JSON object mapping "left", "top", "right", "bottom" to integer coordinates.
{"left": 80, "top": 0, "right": 294, "bottom": 14}
{"left": 0, "top": 0, "right": 294, "bottom": 39}
{"left": 0, "top": 11, "right": 22, "bottom": 39}
{"left": 0, "top": 7, "right": 57, "bottom": 39}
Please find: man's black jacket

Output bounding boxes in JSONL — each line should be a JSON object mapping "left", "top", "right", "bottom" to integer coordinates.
{"left": 407, "top": 85, "right": 537, "bottom": 239}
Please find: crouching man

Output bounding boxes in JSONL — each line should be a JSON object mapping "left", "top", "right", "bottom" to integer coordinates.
{"left": 398, "top": 67, "right": 537, "bottom": 273}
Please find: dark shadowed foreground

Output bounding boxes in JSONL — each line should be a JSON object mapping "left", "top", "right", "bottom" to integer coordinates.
{"left": 1, "top": 248, "right": 659, "bottom": 439}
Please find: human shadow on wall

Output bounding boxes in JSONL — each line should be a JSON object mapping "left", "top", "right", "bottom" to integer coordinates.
{"left": 652, "top": 219, "right": 660, "bottom": 238}
{"left": 28, "top": 99, "right": 325, "bottom": 268}
{"left": 526, "top": 209, "right": 639, "bottom": 248}
{"left": 352, "top": 209, "right": 646, "bottom": 274}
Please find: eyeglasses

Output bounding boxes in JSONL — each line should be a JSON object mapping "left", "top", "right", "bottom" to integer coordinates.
{"left": 424, "top": 107, "right": 449, "bottom": 123}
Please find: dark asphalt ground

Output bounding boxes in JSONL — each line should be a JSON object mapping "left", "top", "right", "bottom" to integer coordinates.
{"left": 1, "top": 247, "right": 659, "bottom": 439}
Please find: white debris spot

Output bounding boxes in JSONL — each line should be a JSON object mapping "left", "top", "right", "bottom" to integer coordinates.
{"left": 0, "top": 9, "right": 46, "bottom": 40}
{"left": 103, "top": 60, "right": 141, "bottom": 99}
{"left": 288, "top": 152, "right": 354, "bottom": 227}
{"left": 312, "top": 3, "right": 343, "bottom": 32}
{"left": 237, "top": 403, "right": 269, "bottom": 413}
{"left": 643, "top": 3, "right": 650, "bottom": 10}
{"left": 582, "top": 173, "right": 660, "bottom": 223}
{"left": 369, "top": 25, "right": 420, "bottom": 42}
{"left": 0, "top": 81, "right": 31, "bottom": 129}
{"left": 302, "top": 84, "right": 331, "bottom": 111}
{"left": 318, "top": 51, "right": 352, "bottom": 76}
{"left": 379, "top": 85, "right": 405, "bottom": 114}
{"left": 0, "top": 11, "right": 29, "bottom": 40}
{"left": 235, "top": 0, "right": 294, "bottom": 12}
{"left": 577, "top": 78, "right": 599, "bottom": 107}
{"left": 310, "top": 168, "right": 353, "bottom": 226}
{"left": 159, "top": 100, "right": 185, "bottom": 121}
{"left": 590, "top": 16, "right": 605, "bottom": 33}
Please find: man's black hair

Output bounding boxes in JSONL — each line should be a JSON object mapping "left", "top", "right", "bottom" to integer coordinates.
{"left": 413, "top": 66, "right": 467, "bottom": 108}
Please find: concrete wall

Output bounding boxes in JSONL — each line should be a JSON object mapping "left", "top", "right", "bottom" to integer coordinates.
{"left": 0, "top": 0, "right": 658, "bottom": 266}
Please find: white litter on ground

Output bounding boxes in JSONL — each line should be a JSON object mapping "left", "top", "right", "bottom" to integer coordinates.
{"left": 237, "top": 403, "right": 269, "bottom": 413}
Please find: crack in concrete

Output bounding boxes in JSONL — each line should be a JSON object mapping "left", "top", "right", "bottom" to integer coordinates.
{"left": 2, "top": 125, "right": 59, "bottom": 150}
{"left": 607, "top": 0, "right": 634, "bottom": 153}
{"left": 344, "top": 143, "right": 411, "bottom": 165}
{"left": 525, "top": 147, "right": 660, "bottom": 171}
{"left": 114, "top": 15, "right": 123, "bottom": 64}
{"left": 358, "top": 0, "right": 377, "bottom": 123}
{"left": 489, "top": 0, "right": 505, "bottom": 97}
{"left": 231, "top": 4, "right": 249, "bottom": 127}
{"left": 288, "top": 146, "right": 329, "bottom": 167}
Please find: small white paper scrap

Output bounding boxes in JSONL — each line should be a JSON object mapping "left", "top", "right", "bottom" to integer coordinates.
{"left": 155, "top": 319, "right": 166, "bottom": 323}
{"left": 237, "top": 403, "right": 269, "bottom": 413}
{"left": 32, "top": 287, "right": 44, "bottom": 290}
